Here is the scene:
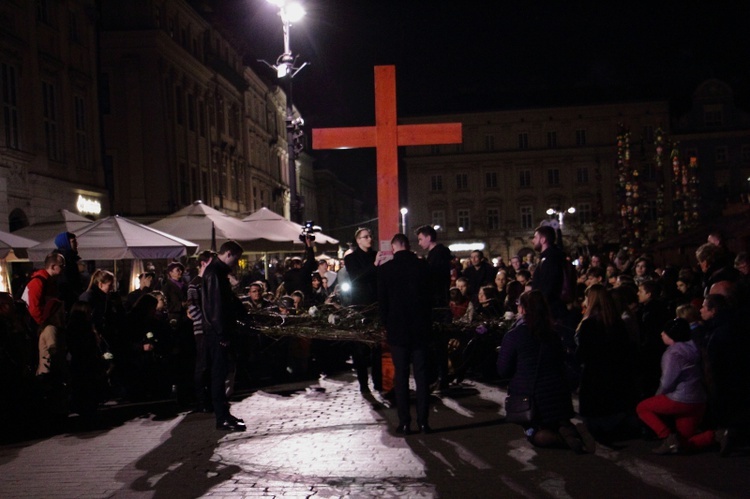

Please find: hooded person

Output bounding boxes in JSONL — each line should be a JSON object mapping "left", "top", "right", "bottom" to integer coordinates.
{"left": 54, "top": 231, "right": 84, "bottom": 311}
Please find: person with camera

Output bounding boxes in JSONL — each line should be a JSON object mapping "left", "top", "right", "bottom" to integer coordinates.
{"left": 282, "top": 227, "right": 316, "bottom": 306}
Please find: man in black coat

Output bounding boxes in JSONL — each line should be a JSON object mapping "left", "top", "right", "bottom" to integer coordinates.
{"left": 378, "top": 233, "right": 433, "bottom": 434}
{"left": 462, "top": 250, "right": 497, "bottom": 303}
{"left": 531, "top": 225, "right": 566, "bottom": 320}
{"left": 344, "top": 227, "right": 382, "bottom": 392}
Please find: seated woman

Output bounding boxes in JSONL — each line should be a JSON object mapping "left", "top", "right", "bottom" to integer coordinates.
{"left": 504, "top": 280, "right": 524, "bottom": 315}
{"left": 475, "top": 285, "right": 503, "bottom": 319}
{"left": 497, "top": 290, "right": 594, "bottom": 453}
{"left": 636, "top": 318, "right": 715, "bottom": 454}
{"left": 309, "top": 273, "right": 328, "bottom": 306}
{"left": 449, "top": 286, "right": 470, "bottom": 320}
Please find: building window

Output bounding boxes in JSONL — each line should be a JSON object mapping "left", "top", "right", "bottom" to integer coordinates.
{"left": 704, "top": 105, "right": 724, "bottom": 127}
{"left": 575, "top": 129, "right": 587, "bottom": 146}
{"left": 175, "top": 86, "right": 184, "bottom": 125}
{"left": 202, "top": 170, "right": 209, "bottom": 202}
{"left": 577, "top": 203, "right": 592, "bottom": 224}
{"left": 715, "top": 146, "right": 728, "bottom": 163}
{"left": 485, "top": 171, "right": 498, "bottom": 188}
{"left": 74, "top": 96, "right": 89, "bottom": 169}
{"left": 519, "top": 169, "right": 531, "bottom": 188}
{"left": 643, "top": 125, "right": 654, "bottom": 142}
{"left": 456, "top": 173, "right": 468, "bottom": 190}
{"left": 42, "top": 81, "right": 60, "bottom": 160}
{"left": 457, "top": 209, "right": 470, "bottom": 231}
{"left": 487, "top": 208, "right": 500, "bottom": 230}
{"left": 432, "top": 210, "right": 445, "bottom": 230}
{"left": 187, "top": 93, "right": 196, "bottom": 131}
{"left": 198, "top": 101, "right": 206, "bottom": 137}
{"left": 1, "top": 63, "right": 20, "bottom": 149}
{"left": 548, "top": 168, "right": 560, "bottom": 186}
{"left": 547, "top": 131, "right": 557, "bottom": 148}
{"left": 485, "top": 134, "right": 495, "bottom": 151}
{"left": 520, "top": 206, "right": 534, "bottom": 229}
{"left": 431, "top": 174, "right": 443, "bottom": 191}
{"left": 179, "top": 163, "right": 189, "bottom": 205}
{"left": 518, "top": 132, "right": 528, "bottom": 150}
{"left": 576, "top": 167, "right": 589, "bottom": 184}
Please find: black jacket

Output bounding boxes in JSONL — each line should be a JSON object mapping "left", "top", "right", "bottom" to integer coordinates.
{"left": 427, "top": 243, "right": 452, "bottom": 307}
{"left": 201, "top": 258, "right": 240, "bottom": 340}
{"left": 378, "top": 250, "right": 432, "bottom": 347}
{"left": 345, "top": 247, "right": 378, "bottom": 306}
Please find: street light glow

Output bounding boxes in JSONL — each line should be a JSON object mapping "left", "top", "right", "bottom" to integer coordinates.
{"left": 285, "top": 2, "right": 306, "bottom": 22}
{"left": 400, "top": 207, "right": 408, "bottom": 215}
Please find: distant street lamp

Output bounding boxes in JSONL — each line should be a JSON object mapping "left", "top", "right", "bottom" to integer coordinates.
{"left": 261, "top": 0, "right": 308, "bottom": 223}
{"left": 400, "top": 207, "right": 408, "bottom": 233}
{"left": 546, "top": 206, "right": 576, "bottom": 229}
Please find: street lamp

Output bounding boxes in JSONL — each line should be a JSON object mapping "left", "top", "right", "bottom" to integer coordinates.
{"left": 547, "top": 206, "right": 576, "bottom": 229}
{"left": 261, "top": 0, "right": 308, "bottom": 223}
{"left": 400, "top": 207, "right": 408, "bottom": 233}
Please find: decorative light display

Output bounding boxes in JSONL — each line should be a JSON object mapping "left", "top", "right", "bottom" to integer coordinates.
{"left": 616, "top": 124, "right": 643, "bottom": 251}
{"left": 653, "top": 128, "right": 666, "bottom": 241}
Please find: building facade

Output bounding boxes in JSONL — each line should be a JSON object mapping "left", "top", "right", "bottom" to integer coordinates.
{"left": 0, "top": 0, "right": 108, "bottom": 231}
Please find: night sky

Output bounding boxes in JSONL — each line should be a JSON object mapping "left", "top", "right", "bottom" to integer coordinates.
{"left": 208, "top": 0, "right": 750, "bottom": 211}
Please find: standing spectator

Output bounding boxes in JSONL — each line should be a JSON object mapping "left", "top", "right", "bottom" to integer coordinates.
{"left": 125, "top": 272, "right": 155, "bottom": 311}
{"left": 201, "top": 241, "right": 246, "bottom": 431}
{"left": 35, "top": 299, "right": 69, "bottom": 426}
{"left": 378, "top": 233, "right": 433, "bottom": 434}
{"left": 53, "top": 232, "right": 84, "bottom": 312}
{"left": 344, "top": 228, "right": 381, "bottom": 393}
{"left": 317, "top": 259, "right": 338, "bottom": 290}
{"left": 531, "top": 225, "right": 566, "bottom": 320}
{"left": 282, "top": 238, "right": 315, "bottom": 300}
{"left": 23, "top": 253, "right": 65, "bottom": 326}
{"left": 637, "top": 280, "right": 671, "bottom": 398}
{"left": 161, "top": 262, "right": 187, "bottom": 323}
{"left": 695, "top": 243, "right": 738, "bottom": 296}
{"left": 462, "top": 250, "right": 498, "bottom": 303}
{"left": 67, "top": 301, "right": 105, "bottom": 423}
{"left": 187, "top": 250, "right": 214, "bottom": 413}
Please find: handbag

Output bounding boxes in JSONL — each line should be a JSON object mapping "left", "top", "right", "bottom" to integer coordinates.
{"left": 504, "top": 343, "right": 543, "bottom": 425}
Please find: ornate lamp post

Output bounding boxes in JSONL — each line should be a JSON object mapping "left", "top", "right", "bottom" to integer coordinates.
{"left": 400, "top": 207, "right": 408, "bottom": 234}
{"left": 261, "top": 0, "right": 308, "bottom": 222}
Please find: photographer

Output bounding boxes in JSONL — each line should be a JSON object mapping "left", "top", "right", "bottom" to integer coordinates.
{"left": 282, "top": 226, "right": 316, "bottom": 307}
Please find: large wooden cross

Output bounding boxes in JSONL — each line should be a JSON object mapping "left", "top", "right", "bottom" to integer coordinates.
{"left": 312, "top": 65, "right": 462, "bottom": 247}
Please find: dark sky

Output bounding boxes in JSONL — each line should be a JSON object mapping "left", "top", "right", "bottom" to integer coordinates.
{"left": 207, "top": 0, "right": 750, "bottom": 209}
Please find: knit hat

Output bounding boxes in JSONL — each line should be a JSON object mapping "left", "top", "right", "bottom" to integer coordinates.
{"left": 663, "top": 318, "right": 691, "bottom": 343}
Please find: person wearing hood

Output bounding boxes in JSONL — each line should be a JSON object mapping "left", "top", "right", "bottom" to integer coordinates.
{"left": 636, "top": 318, "right": 715, "bottom": 454}
{"left": 54, "top": 231, "right": 84, "bottom": 311}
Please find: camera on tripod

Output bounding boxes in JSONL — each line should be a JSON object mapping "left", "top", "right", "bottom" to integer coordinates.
{"left": 299, "top": 220, "right": 320, "bottom": 242}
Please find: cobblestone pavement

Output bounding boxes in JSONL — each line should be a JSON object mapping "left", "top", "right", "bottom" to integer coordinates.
{"left": 1, "top": 373, "right": 749, "bottom": 498}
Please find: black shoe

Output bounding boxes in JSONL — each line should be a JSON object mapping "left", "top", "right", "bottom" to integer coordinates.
{"left": 216, "top": 419, "right": 246, "bottom": 432}
{"left": 360, "top": 385, "right": 371, "bottom": 394}
{"left": 228, "top": 414, "right": 245, "bottom": 425}
{"left": 396, "top": 424, "right": 411, "bottom": 435}
{"left": 419, "top": 424, "right": 433, "bottom": 434}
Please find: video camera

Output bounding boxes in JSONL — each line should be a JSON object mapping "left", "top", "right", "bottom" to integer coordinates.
{"left": 299, "top": 220, "right": 321, "bottom": 242}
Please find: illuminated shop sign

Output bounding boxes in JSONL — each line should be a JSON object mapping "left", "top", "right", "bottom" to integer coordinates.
{"left": 448, "top": 242, "right": 486, "bottom": 253}
{"left": 77, "top": 195, "right": 102, "bottom": 215}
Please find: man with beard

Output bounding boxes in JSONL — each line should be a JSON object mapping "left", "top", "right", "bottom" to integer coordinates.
{"left": 531, "top": 225, "right": 566, "bottom": 320}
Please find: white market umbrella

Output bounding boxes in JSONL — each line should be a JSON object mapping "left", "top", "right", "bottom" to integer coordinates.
{"left": 27, "top": 215, "right": 198, "bottom": 262}
{"left": 150, "top": 200, "right": 266, "bottom": 251}
{"left": 12, "top": 209, "right": 94, "bottom": 243}
{"left": 0, "top": 230, "right": 39, "bottom": 259}
{"left": 240, "top": 207, "right": 339, "bottom": 252}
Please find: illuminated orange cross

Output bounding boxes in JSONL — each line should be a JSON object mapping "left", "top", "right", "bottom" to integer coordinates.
{"left": 312, "top": 65, "right": 462, "bottom": 245}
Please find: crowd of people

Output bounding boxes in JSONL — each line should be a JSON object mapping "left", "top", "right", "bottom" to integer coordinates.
{"left": 1, "top": 225, "right": 749, "bottom": 455}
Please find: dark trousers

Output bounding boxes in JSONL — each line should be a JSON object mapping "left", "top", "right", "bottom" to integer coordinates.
{"left": 353, "top": 342, "right": 382, "bottom": 391}
{"left": 391, "top": 343, "right": 430, "bottom": 427}
{"left": 205, "top": 334, "right": 230, "bottom": 423}
{"left": 194, "top": 334, "right": 211, "bottom": 410}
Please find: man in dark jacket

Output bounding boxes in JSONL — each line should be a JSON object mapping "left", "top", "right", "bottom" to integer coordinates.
{"left": 344, "top": 227, "right": 381, "bottom": 392}
{"left": 201, "top": 240, "right": 245, "bottom": 431}
{"left": 54, "top": 231, "right": 84, "bottom": 311}
{"left": 282, "top": 236, "right": 315, "bottom": 303}
{"left": 378, "top": 233, "right": 433, "bottom": 434}
{"left": 531, "top": 225, "right": 566, "bottom": 319}
{"left": 462, "top": 250, "right": 497, "bottom": 303}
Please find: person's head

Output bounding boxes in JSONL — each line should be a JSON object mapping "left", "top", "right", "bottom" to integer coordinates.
{"left": 510, "top": 256, "right": 522, "bottom": 270}
{"left": 634, "top": 257, "right": 652, "bottom": 277}
{"left": 675, "top": 303, "right": 700, "bottom": 323}
{"left": 44, "top": 253, "right": 66, "bottom": 277}
{"left": 700, "top": 294, "right": 728, "bottom": 321}
{"left": 291, "top": 290, "right": 304, "bottom": 309}
{"left": 695, "top": 243, "right": 719, "bottom": 273}
{"left": 637, "top": 280, "right": 659, "bottom": 304}
{"left": 661, "top": 318, "right": 692, "bottom": 346}
{"left": 89, "top": 269, "right": 115, "bottom": 294}
{"left": 197, "top": 250, "right": 214, "bottom": 275}
{"left": 138, "top": 271, "right": 155, "bottom": 289}
{"left": 494, "top": 270, "right": 508, "bottom": 291}
{"left": 449, "top": 287, "right": 465, "bottom": 304}
{"left": 149, "top": 290, "right": 167, "bottom": 311}
{"left": 53, "top": 231, "right": 78, "bottom": 253}
{"left": 132, "top": 293, "right": 159, "bottom": 317}
{"left": 217, "top": 240, "right": 243, "bottom": 267}
{"left": 478, "top": 285, "right": 497, "bottom": 305}
{"left": 515, "top": 269, "right": 531, "bottom": 286}
{"left": 247, "top": 281, "right": 264, "bottom": 301}
{"left": 470, "top": 250, "right": 485, "bottom": 268}
{"left": 517, "top": 290, "right": 554, "bottom": 340}
{"left": 585, "top": 266, "right": 606, "bottom": 287}
{"left": 676, "top": 278, "right": 690, "bottom": 295}
{"left": 391, "top": 233, "right": 410, "bottom": 253}
{"left": 455, "top": 277, "right": 468, "bottom": 296}
{"left": 167, "top": 261, "right": 184, "bottom": 280}
{"left": 354, "top": 228, "right": 372, "bottom": 251}
{"left": 415, "top": 225, "right": 437, "bottom": 251}
{"left": 615, "top": 274, "right": 634, "bottom": 288}
{"left": 590, "top": 254, "right": 602, "bottom": 268}
{"left": 707, "top": 230, "right": 727, "bottom": 248}
{"left": 318, "top": 259, "right": 329, "bottom": 273}
{"left": 609, "top": 284, "right": 638, "bottom": 315}
{"left": 277, "top": 295, "right": 295, "bottom": 314}
{"left": 583, "top": 284, "right": 617, "bottom": 326}
{"left": 505, "top": 280, "right": 524, "bottom": 307}
{"left": 68, "top": 301, "right": 93, "bottom": 327}
{"left": 734, "top": 252, "right": 749, "bottom": 276}
{"left": 290, "top": 256, "right": 303, "bottom": 269}
{"left": 321, "top": 276, "right": 329, "bottom": 289}
{"left": 533, "top": 225, "right": 556, "bottom": 252}
{"left": 311, "top": 273, "right": 323, "bottom": 289}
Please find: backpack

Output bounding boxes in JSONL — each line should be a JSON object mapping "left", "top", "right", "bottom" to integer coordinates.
{"left": 21, "top": 274, "right": 44, "bottom": 307}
